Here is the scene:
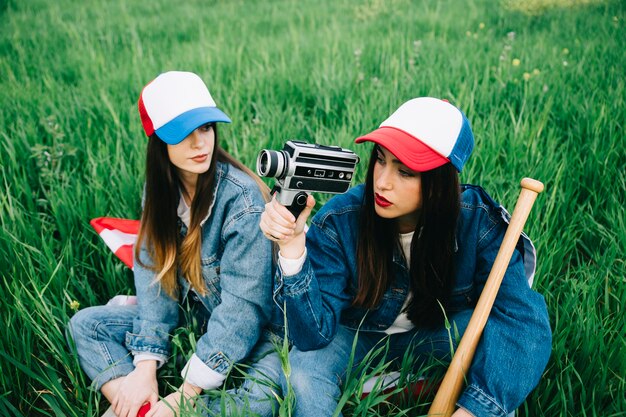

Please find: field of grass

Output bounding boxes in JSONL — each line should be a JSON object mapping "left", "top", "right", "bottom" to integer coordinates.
{"left": 1, "top": 0, "right": 624, "bottom": 415}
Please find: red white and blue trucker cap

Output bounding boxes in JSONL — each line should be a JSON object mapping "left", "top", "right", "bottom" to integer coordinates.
{"left": 138, "top": 71, "right": 231, "bottom": 145}
{"left": 355, "top": 97, "right": 474, "bottom": 172}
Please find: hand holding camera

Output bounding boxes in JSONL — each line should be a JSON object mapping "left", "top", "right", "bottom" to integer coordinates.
{"left": 256, "top": 140, "right": 360, "bottom": 217}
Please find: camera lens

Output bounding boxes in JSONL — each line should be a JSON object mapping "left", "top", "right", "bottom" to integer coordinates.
{"left": 257, "top": 150, "right": 287, "bottom": 178}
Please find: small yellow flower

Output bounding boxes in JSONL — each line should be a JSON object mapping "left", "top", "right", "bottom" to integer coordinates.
{"left": 70, "top": 300, "right": 80, "bottom": 311}
{"left": 512, "top": 58, "right": 521, "bottom": 66}
{"left": 523, "top": 72, "right": 531, "bottom": 81}
{"left": 479, "top": 22, "right": 485, "bottom": 29}
{"left": 562, "top": 48, "right": 569, "bottom": 55}
{"left": 532, "top": 68, "right": 540, "bottom": 76}
{"left": 466, "top": 31, "right": 472, "bottom": 37}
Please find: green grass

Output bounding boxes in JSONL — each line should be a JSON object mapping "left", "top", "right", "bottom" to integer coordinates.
{"left": 1, "top": 0, "right": 624, "bottom": 415}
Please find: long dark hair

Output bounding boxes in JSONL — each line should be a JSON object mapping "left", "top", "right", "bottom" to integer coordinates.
{"left": 135, "top": 125, "right": 269, "bottom": 298}
{"left": 354, "top": 146, "right": 460, "bottom": 328}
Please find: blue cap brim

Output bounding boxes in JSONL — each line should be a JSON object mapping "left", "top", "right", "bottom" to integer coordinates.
{"left": 156, "top": 107, "right": 231, "bottom": 145}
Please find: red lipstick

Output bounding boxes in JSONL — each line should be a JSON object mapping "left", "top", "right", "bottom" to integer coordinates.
{"left": 375, "top": 193, "right": 392, "bottom": 208}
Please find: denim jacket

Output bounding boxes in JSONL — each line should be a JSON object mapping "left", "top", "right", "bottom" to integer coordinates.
{"left": 275, "top": 184, "right": 551, "bottom": 417}
{"left": 126, "top": 162, "right": 273, "bottom": 383}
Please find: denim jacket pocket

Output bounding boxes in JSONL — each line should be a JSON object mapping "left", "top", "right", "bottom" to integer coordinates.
{"left": 448, "top": 283, "right": 475, "bottom": 312}
{"left": 341, "top": 286, "right": 408, "bottom": 332}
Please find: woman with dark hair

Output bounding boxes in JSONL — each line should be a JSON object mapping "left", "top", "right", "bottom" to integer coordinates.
{"left": 69, "top": 71, "right": 273, "bottom": 417}
{"left": 260, "top": 97, "right": 552, "bottom": 417}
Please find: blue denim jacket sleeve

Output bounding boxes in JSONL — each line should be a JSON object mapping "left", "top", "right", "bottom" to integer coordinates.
{"left": 193, "top": 206, "right": 273, "bottom": 374}
{"left": 126, "top": 245, "right": 179, "bottom": 360}
{"left": 456, "top": 193, "right": 552, "bottom": 416}
{"left": 278, "top": 199, "right": 357, "bottom": 351}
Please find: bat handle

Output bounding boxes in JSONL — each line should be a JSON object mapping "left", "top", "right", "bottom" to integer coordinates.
{"left": 427, "top": 178, "right": 544, "bottom": 416}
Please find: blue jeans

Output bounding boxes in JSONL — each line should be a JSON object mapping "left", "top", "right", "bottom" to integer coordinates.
{"left": 284, "top": 308, "right": 515, "bottom": 417}
{"left": 199, "top": 339, "right": 284, "bottom": 417}
{"left": 203, "top": 310, "right": 474, "bottom": 417}
{"left": 69, "top": 303, "right": 283, "bottom": 415}
{"left": 68, "top": 305, "right": 140, "bottom": 390}
{"left": 68, "top": 298, "right": 212, "bottom": 391}
{"left": 71, "top": 307, "right": 513, "bottom": 417}
{"left": 286, "top": 310, "right": 473, "bottom": 417}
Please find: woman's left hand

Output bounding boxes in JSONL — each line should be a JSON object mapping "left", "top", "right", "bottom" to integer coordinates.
{"left": 144, "top": 392, "right": 179, "bottom": 417}
{"left": 145, "top": 382, "right": 201, "bottom": 417}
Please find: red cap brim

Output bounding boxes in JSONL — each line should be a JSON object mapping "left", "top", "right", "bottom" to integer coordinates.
{"left": 355, "top": 126, "right": 449, "bottom": 172}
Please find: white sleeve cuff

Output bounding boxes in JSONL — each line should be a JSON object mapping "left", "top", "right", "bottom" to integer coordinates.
{"left": 132, "top": 353, "right": 165, "bottom": 369}
{"left": 181, "top": 354, "right": 226, "bottom": 391}
{"left": 278, "top": 248, "right": 307, "bottom": 276}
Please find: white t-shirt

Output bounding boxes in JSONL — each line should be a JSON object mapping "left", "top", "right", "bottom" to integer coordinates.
{"left": 384, "top": 231, "right": 415, "bottom": 334}
{"left": 178, "top": 194, "right": 191, "bottom": 227}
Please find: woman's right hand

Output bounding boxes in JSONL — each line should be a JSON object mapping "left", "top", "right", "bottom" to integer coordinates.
{"left": 260, "top": 194, "right": 315, "bottom": 259}
{"left": 111, "top": 360, "right": 159, "bottom": 417}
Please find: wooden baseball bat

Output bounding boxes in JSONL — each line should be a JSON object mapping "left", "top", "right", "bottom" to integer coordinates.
{"left": 427, "top": 178, "right": 544, "bottom": 416}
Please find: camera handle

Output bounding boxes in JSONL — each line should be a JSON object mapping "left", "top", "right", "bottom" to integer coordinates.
{"left": 271, "top": 185, "right": 309, "bottom": 219}
{"left": 287, "top": 191, "right": 309, "bottom": 218}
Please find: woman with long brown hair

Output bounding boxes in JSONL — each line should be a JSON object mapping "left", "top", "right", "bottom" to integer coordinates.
{"left": 69, "top": 71, "right": 273, "bottom": 417}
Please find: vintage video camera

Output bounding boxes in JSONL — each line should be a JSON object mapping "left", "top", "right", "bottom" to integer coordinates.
{"left": 257, "top": 140, "right": 360, "bottom": 217}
